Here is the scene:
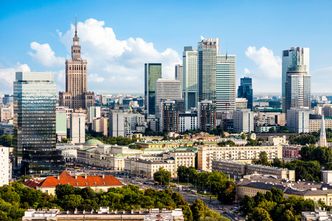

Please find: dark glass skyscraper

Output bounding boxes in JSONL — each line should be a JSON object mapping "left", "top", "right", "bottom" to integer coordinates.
{"left": 237, "top": 77, "right": 253, "bottom": 110}
{"left": 144, "top": 63, "right": 162, "bottom": 116}
{"left": 14, "top": 72, "right": 64, "bottom": 175}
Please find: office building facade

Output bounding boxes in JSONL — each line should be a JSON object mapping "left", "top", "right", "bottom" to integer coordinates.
{"left": 237, "top": 77, "right": 253, "bottom": 110}
{"left": 282, "top": 47, "right": 310, "bottom": 112}
{"left": 14, "top": 72, "right": 63, "bottom": 175}
{"left": 216, "top": 55, "right": 236, "bottom": 113}
{"left": 144, "top": 63, "right": 162, "bottom": 116}
{"left": 287, "top": 108, "right": 310, "bottom": 133}
{"left": 155, "top": 79, "right": 182, "bottom": 118}
{"left": 198, "top": 38, "right": 219, "bottom": 101}
{"left": 233, "top": 109, "right": 254, "bottom": 133}
{"left": 183, "top": 46, "right": 198, "bottom": 110}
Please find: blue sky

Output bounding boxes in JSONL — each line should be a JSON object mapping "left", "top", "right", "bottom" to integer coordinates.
{"left": 1, "top": 0, "right": 332, "bottom": 94}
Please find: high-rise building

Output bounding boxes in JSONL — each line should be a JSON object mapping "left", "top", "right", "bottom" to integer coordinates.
{"left": 178, "top": 111, "right": 198, "bottom": 133}
{"left": 282, "top": 47, "right": 310, "bottom": 113}
{"left": 216, "top": 55, "right": 236, "bottom": 113}
{"left": 175, "top": 64, "right": 183, "bottom": 95}
{"left": 197, "top": 100, "right": 217, "bottom": 131}
{"left": 183, "top": 46, "right": 198, "bottom": 110}
{"left": 287, "top": 108, "right": 310, "bottom": 133}
{"left": 155, "top": 79, "right": 182, "bottom": 118}
{"left": 144, "top": 63, "right": 162, "bottom": 116}
{"left": 160, "top": 100, "right": 179, "bottom": 132}
{"left": 233, "top": 109, "right": 254, "bottom": 133}
{"left": 14, "top": 72, "right": 63, "bottom": 175}
{"left": 198, "top": 38, "right": 219, "bottom": 101}
{"left": 59, "top": 23, "right": 95, "bottom": 110}
{"left": 56, "top": 107, "right": 67, "bottom": 142}
{"left": 109, "top": 111, "right": 145, "bottom": 137}
{"left": 238, "top": 77, "right": 253, "bottom": 110}
{"left": 0, "top": 146, "right": 10, "bottom": 186}
{"left": 92, "top": 117, "right": 108, "bottom": 137}
{"left": 69, "top": 112, "right": 85, "bottom": 144}
{"left": 87, "top": 106, "right": 101, "bottom": 124}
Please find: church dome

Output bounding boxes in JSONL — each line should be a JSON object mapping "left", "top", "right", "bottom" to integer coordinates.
{"left": 85, "top": 139, "right": 104, "bottom": 146}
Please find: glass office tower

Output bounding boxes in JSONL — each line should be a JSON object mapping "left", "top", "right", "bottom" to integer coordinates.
{"left": 198, "top": 38, "right": 219, "bottom": 101}
{"left": 144, "top": 63, "right": 162, "bottom": 116}
{"left": 282, "top": 47, "right": 309, "bottom": 112}
{"left": 183, "top": 46, "right": 198, "bottom": 110}
{"left": 237, "top": 77, "right": 253, "bottom": 110}
{"left": 215, "top": 55, "right": 236, "bottom": 113}
{"left": 283, "top": 48, "right": 310, "bottom": 112}
{"left": 14, "top": 72, "right": 64, "bottom": 175}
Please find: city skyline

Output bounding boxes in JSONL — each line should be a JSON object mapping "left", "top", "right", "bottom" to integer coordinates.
{"left": 1, "top": 0, "right": 332, "bottom": 95}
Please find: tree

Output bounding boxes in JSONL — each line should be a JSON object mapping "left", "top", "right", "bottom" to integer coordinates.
{"left": 253, "top": 151, "right": 270, "bottom": 166}
{"left": 247, "top": 207, "right": 272, "bottom": 221}
{"left": 153, "top": 168, "right": 171, "bottom": 185}
{"left": 60, "top": 194, "right": 83, "bottom": 211}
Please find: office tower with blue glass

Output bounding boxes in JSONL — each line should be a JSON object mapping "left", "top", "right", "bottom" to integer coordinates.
{"left": 14, "top": 72, "right": 64, "bottom": 175}
{"left": 237, "top": 77, "right": 253, "bottom": 110}
{"left": 144, "top": 63, "right": 162, "bottom": 116}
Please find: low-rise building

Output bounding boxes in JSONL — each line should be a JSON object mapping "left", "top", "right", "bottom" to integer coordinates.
{"left": 198, "top": 145, "right": 282, "bottom": 171}
{"left": 282, "top": 145, "right": 301, "bottom": 160}
{"left": 22, "top": 208, "right": 184, "bottom": 221}
{"left": 301, "top": 210, "right": 332, "bottom": 221}
{"left": 124, "top": 158, "right": 176, "bottom": 178}
{"left": 163, "top": 147, "right": 196, "bottom": 169}
{"left": 24, "top": 171, "right": 122, "bottom": 195}
{"left": 76, "top": 139, "right": 142, "bottom": 171}
{"left": 212, "top": 160, "right": 295, "bottom": 181}
{"left": 237, "top": 174, "right": 332, "bottom": 206}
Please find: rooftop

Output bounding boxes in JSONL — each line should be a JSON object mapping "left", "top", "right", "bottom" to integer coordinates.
{"left": 24, "top": 171, "right": 122, "bottom": 189}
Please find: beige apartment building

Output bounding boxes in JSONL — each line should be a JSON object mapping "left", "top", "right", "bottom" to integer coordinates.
{"left": 198, "top": 145, "right": 282, "bottom": 171}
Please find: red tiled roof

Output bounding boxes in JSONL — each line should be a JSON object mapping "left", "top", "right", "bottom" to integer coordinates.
{"left": 26, "top": 171, "right": 122, "bottom": 189}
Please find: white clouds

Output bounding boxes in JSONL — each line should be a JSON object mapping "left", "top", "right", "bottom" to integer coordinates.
{"left": 244, "top": 46, "right": 282, "bottom": 93}
{"left": 57, "top": 18, "right": 180, "bottom": 92}
{"left": 245, "top": 46, "right": 281, "bottom": 79}
{"left": 0, "top": 63, "right": 30, "bottom": 94}
{"left": 29, "top": 42, "right": 64, "bottom": 67}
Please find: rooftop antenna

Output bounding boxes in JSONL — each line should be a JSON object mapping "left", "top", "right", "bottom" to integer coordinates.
{"left": 74, "top": 17, "right": 78, "bottom": 37}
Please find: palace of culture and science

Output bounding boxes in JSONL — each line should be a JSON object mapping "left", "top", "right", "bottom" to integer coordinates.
{"left": 59, "top": 23, "right": 94, "bottom": 110}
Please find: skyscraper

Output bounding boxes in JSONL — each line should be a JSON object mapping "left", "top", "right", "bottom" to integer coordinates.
{"left": 14, "top": 72, "right": 63, "bottom": 175}
{"left": 282, "top": 47, "right": 309, "bottom": 113}
{"left": 144, "top": 63, "right": 162, "bottom": 116}
{"left": 59, "top": 22, "right": 94, "bottom": 110}
{"left": 175, "top": 64, "right": 183, "bottom": 95}
{"left": 198, "top": 38, "right": 219, "bottom": 101}
{"left": 155, "top": 79, "right": 182, "bottom": 118}
{"left": 183, "top": 46, "right": 198, "bottom": 110}
{"left": 237, "top": 77, "right": 253, "bottom": 110}
{"left": 215, "top": 55, "right": 236, "bottom": 113}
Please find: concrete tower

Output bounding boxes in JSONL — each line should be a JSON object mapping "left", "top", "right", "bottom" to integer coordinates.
{"left": 59, "top": 21, "right": 94, "bottom": 110}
